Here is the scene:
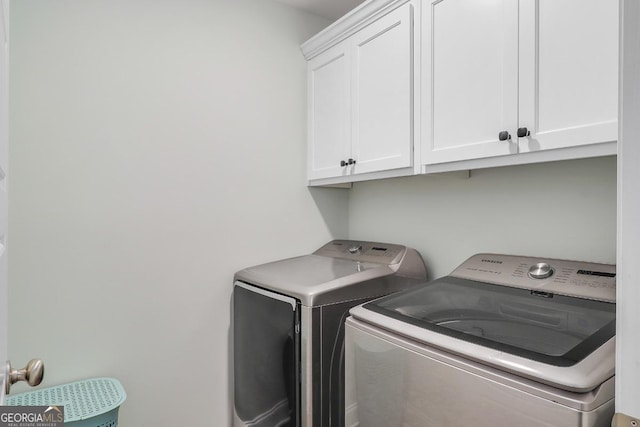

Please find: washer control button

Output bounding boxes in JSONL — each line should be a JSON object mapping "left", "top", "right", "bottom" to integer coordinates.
{"left": 348, "top": 245, "right": 363, "bottom": 255}
{"left": 528, "top": 263, "right": 554, "bottom": 279}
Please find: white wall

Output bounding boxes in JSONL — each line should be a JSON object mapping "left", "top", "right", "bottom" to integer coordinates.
{"left": 8, "top": 1, "right": 343, "bottom": 425}
{"left": 349, "top": 157, "right": 617, "bottom": 279}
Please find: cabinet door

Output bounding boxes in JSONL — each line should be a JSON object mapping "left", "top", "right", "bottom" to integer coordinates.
{"left": 307, "top": 41, "right": 351, "bottom": 181}
{"left": 422, "top": 0, "right": 519, "bottom": 164}
{"left": 518, "top": 0, "right": 618, "bottom": 152}
{"left": 351, "top": 3, "right": 413, "bottom": 174}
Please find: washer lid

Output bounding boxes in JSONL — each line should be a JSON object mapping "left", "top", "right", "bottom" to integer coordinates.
{"left": 363, "top": 276, "right": 615, "bottom": 368}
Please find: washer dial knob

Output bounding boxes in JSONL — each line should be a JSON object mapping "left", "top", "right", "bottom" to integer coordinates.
{"left": 528, "top": 263, "right": 554, "bottom": 279}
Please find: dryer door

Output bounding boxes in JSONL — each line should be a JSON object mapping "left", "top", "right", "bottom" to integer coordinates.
{"left": 233, "top": 281, "right": 300, "bottom": 427}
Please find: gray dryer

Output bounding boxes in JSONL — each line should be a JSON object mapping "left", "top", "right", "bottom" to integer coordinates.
{"left": 232, "top": 240, "right": 427, "bottom": 427}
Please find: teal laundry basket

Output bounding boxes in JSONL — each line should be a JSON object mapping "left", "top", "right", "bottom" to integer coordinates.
{"left": 5, "top": 377, "right": 126, "bottom": 427}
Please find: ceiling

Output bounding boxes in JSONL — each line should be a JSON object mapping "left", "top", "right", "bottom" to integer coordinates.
{"left": 275, "top": 0, "right": 367, "bottom": 21}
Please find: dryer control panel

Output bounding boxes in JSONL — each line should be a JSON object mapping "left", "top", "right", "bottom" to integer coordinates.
{"left": 450, "top": 254, "right": 616, "bottom": 302}
{"left": 314, "top": 240, "right": 406, "bottom": 265}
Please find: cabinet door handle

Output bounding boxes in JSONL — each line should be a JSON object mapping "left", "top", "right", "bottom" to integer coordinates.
{"left": 348, "top": 158, "right": 356, "bottom": 165}
{"left": 498, "top": 131, "right": 511, "bottom": 142}
{"left": 517, "top": 127, "right": 531, "bottom": 137}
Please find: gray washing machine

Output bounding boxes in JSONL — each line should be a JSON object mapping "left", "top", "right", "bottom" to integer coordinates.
{"left": 346, "top": 253, "right": 616, "bottom": 427}
{"left": 232, "top": 240, "right": 427, "bottom": 427}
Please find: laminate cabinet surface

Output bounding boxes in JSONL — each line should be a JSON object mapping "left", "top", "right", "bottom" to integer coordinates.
{"left": 421, "top": 0, "right": 618, "bottom": 169}
{"left": 304, "top": 1, "right": 415, "bottom": 185}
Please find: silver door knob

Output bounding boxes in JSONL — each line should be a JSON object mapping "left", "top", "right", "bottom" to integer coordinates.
{"left": 5, "top": 359, "right": 45, "bottom": 394}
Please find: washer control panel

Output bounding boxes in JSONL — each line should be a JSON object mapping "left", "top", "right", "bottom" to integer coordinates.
{"left": 451, "top": 253, "right": 616, "bottom": 302}
{"left": 314, "top": 240, "right": 406, "bottom": 265}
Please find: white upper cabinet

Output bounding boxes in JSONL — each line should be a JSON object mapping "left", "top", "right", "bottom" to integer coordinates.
{"left": 303, "top": 1, "right": 415, "bottom": 185}
{"left": 351, "top": 4, "right": 413, "bottom": 175}
{"left": 421, "top": 0, "right": 618, "bottom": 168}
{"left": 307, "top": 41, "right": 352, "bottom": 181}
{"left": 423, "top": 0, "right": 519, "bottom": 164}
{"left": 305, "top": 0, "right": 618, "bottom": 182}
{"left": 518, "top": 0, "right": 618, "bottom": 153}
